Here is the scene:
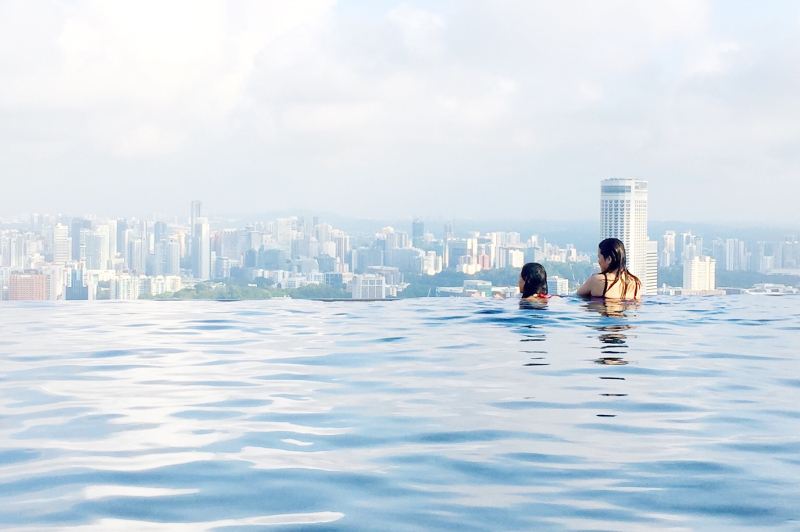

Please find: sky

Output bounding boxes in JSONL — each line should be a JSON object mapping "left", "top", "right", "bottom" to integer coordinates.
{"left": 1, "top": 0, "right": 799, "bottom": 224}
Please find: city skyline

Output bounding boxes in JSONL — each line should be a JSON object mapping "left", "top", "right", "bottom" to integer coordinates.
{"left": 2, "top": 189, "right": 799, "bottom": 301}
{"left": 2, "top": 2, "right": 800, "bottom": 223}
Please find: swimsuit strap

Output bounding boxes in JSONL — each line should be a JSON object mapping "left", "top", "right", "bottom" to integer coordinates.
{"left": 603, "top": 273, "right": 608, "bottom": 296}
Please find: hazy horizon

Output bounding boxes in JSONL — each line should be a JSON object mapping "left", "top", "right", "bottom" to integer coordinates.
{"left": 2, "top": 1, "right": 800, "bottom": 224}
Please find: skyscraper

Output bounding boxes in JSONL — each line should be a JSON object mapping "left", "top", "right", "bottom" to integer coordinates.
{"left": 193, "top": 217, "right": 211, "bottom": 280}
{"left": 190, "top": 200, "right": 202, "bottom": 257}
{"left": 600, "top": 178, "right": 649, "bottom": 290}
{"left": 70, "top": 218, "right": 91, "bottom": 263}
{"left": 53, "top": 223, "right": 70, "bottom": 264}
{"left": 412, "top": 218, "right": 424, "bottom": 248}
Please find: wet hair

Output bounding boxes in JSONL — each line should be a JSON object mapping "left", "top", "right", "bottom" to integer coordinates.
{"left": 520, "top": 262, "right": 548, "bottom": 298}
{"left": 598, "top": 238, "right": 641, "bottom": 297}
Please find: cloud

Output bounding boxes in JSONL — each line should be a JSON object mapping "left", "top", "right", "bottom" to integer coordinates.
{"left": 0, "top": 1, "right": 799, "bottom": 224}
{"left": 386, "top": 4, "right": 446, "bottom": 57}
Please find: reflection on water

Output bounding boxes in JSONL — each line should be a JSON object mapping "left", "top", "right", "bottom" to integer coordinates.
{"left": 2, "top": 297, "right": 800, "bottom": 531}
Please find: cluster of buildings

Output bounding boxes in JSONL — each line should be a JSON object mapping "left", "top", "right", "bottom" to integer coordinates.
{"left": 0, "top": 202, "right": 589, "bottom": 301}
{"left": 656, "top": 229, "right": 799, "bottom": 295}
{"left": 3, "top": 181, "right": 794, "bottom": 300}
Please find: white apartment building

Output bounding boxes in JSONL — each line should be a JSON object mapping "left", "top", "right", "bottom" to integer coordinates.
{"left": 601, "top": 178, "right": 649, "bottom": 291}
{"left": 683, "top": 256, "right": 716, "bottom": 291}
{"left": 110, "top": 274, "right": 141, "bottom": 300}
{"left": 351, "top": 274, "right": 385, "bottom": 299}
{"left": 547, "top": 276, "right": 569, "bottom": 296}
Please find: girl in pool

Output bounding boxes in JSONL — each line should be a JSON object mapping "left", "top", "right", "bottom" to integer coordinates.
{"left": 519, "top": 262, "right": 552, "bottom": 302}
{"left": 577, "top": 238, "right": 642, "bottom": 300}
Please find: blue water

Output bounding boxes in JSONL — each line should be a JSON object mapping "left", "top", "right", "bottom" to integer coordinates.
{"left": 1, "top": 297, "right": 799, "bottom": 531}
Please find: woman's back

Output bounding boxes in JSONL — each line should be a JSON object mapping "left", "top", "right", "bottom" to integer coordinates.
{"left": 601, "top": 272, "right": 640, "bottom": 300}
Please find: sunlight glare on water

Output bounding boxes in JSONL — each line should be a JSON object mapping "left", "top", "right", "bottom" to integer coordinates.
{"left": 1, "top": 297, "right": 799, "bottom": 531}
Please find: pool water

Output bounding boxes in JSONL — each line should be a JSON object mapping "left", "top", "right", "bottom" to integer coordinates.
{"left": 1, "top": 297, "right": 799, "bottom": 531}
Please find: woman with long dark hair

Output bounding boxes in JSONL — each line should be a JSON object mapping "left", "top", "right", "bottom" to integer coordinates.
{"left": 519, "top": 262, "right": 551, "bottom": 302}
{"left": 576, "top": 238, "right": 642, "bottom": 300}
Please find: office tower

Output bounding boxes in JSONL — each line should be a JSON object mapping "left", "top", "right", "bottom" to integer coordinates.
{"left": 190, "top": 200, "right": 202, "bottom": 257}
{"left": 645, "top": 240, "right": 658, "bottom": 295}
{"left": 412, "top": 218, "right": 424, "bottom": 247}
{"left": 506, "top": 232, "right": 521, "bottom": 245}
{"left": 683, "top": 256, "right": 716, "bottom": 291}
{"left": 725, "top": 239, "right": 747, "bottom": 271}
{"left": 127, "top": 239, "right": 143, "bottom": 272}
{"left": 166, "top": 240, "right": 181, "bottom": 276}
{"left": 53, "top": 223, "right": 70, "bottom": 264}
{"left": 84, "top": 231, "right": 103, "bottom": 270}
{"left": 276, "top": 218, "right": 295, "bottom": 245}
{"left": 332, "top": 231, "right": 350, "bottom": 261}
{"left": 107, "top": 220, "right": 117, "bottom": 264}
{"left": 116, "top": 219, "right": 127, "bottom": 255}
{"left": 661, "top": 231, "right": 676, "bottom": 267}
{"left": 70, "top": 218, "right": 91, "bottom": 263}
{"left": 600, "top": 178, "right": 648, "bottom": 288}
{"left": 154, "top": 240, "right": 166, "bottom": 276}
{"left": 154, "top": 221, "right": 168, "bottom": 245}
{"left": 193, "top": 217, "right": 211, "bottom": 280}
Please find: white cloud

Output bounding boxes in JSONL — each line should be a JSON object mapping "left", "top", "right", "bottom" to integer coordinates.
{"left": 1, "top": 1, "right": 799, "bottom": 223}
{"left": 386, "top": 4, "right": 446, "bottom": 56}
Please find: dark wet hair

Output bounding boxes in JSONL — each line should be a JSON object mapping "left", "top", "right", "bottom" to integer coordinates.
{"left": 520, "top": 262, "right": 548, "bottom": 298}
{"left": 598, "top": 238, "right": 641, "bottom": 297}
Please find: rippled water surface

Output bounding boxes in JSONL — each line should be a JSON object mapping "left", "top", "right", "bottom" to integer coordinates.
{"left": 1, "top": 297, "right": 799, "bottom": 531}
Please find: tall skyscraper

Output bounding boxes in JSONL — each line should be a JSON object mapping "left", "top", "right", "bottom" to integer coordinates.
{"left": 53, "top": 223, "right": 70, "bottom": 264}
{"left": 661, "top": 230, "right": 676, "bottom": 267}
{"left": 70, "top": 218, "right": 91, "bottom": 263}
{"left": 600, "top": 178, "right": 649, "bottom": 290}
{"left": 116, "top": 219, "right": 127, "bottom": 255}
{"left": 412, "top": 218, "right": 424, "bottom": 248}
{"left": 190, "top": 200, "right": 202, "bottom": 257}
{"left": 193, "top": 217, "right": 211, "bottom": 280}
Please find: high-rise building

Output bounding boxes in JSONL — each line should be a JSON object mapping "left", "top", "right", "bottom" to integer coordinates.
{"left": 683, "top": 256, "right": 716, "bottom": 291}
{"left": 70, "top": 218, "right": 91, "bottom": 263}
{"left": 600, "top": 178, "right": 649, "bottom": 290}
{"left": 107, "top": 219, "right": 117, "bottom": 264}
{"left": 193, "top": 217, "right": 211, "bottom": 280}
{"left": 53, "top": 223, "right": 70, "bottom": 264}
{"left": 166, "top": 240, "right": 181, "bottom": 276}
{"left": 154, "top": 221, "right": 168, "bottom": 245}
{"left": 412, "top": 218, "right": 424, "bottom": 248}
{"left": 189, "top": 201, "right": 202, "bottom": 257}
{"left": 661, "top": 230, "right": 676, "bottom": 267}
{"left": 116, "top": 219, "right": 128, "bottom": 256}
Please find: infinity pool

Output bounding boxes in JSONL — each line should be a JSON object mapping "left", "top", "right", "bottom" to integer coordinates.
{"left": 1, "top": 297, "right": 799, "bottom": 531}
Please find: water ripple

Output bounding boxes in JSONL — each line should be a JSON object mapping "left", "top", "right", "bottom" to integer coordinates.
{"left": 1, "top": 296, "right": 799, "bottom": 530}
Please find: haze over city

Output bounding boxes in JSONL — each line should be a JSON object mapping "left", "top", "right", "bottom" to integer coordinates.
{"left": 2, "top": 1, "right": 800, "bottom": 224}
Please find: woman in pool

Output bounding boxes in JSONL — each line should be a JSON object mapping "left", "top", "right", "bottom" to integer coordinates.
{"left": 519, "top": 262, "right": 551, "bottom": 302}
{"left": 576, "top": 238, "right": 642, "bottom": 300}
